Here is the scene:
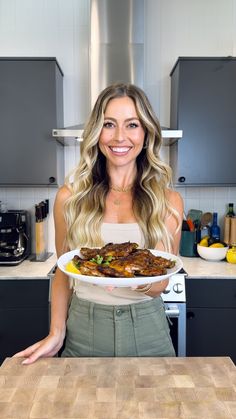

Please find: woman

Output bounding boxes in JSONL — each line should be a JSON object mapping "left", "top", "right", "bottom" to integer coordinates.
{"left": 14, "top": 82, "right": 183, "bottom": 363}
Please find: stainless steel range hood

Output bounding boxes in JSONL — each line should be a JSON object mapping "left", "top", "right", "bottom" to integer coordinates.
{"left": 90, "top": 0, "right": 144, "bottom": 107}
{"left": 53, "top": 0, "right": 182, "bottom": 145}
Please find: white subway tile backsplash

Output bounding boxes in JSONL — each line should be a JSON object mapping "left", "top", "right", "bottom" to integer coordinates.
{"left": 214, "top": 187, "right": 230, "bottom": 200}
{"left": 5, "top": 198, "right": 20, "bottom": 210}
{"left": 19, "top": 198, "right": 34, "bottom": 212}
{"left": 0, "top": 188, "right": 7, "bottom": 201}
{"left": 2, "top": 176, "right": 235, "bottom": 253}
{"left": 34, "top": 188, "right": 49, "bottom": 202}
{"left": 185, "top": 187, "right": 201, "bottom": 199}
{"left": 183, "top": 198, "right": 201, "bottom": 214}
{"left": 229, "top": 187, "right": 236, "bottom": 201}
{"left": 18, "top": 188, "right": 35, "bottom": 198}
{"left": 199, "top": 187, "right": 215, "bottom": 199}
{"left": 195, "top": 199, "right": 212, "bottom": 214}
{"left": 48, "top": 188, "right": 58, "bottom": 202}
{"left": 3, "top": 171, "right": 235, "bottom": 254}
{"left": 6, "top": 188, "right": 20, "bottom": 199}
{"left": 213, "top": 199, "right": 228, "bottom": 215}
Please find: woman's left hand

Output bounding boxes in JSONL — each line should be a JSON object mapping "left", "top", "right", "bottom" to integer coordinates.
{"left": 105, "top": 278, "right": 169, "bottom": 296}
{"left": 134, "top": 278, "right": 169, "bottom": 297}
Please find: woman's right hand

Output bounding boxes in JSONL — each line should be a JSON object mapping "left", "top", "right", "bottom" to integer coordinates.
{"left": 12, "top": 330, "right": 65, "bottom": 365}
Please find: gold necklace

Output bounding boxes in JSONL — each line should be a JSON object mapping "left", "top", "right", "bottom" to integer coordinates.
{"left": 109, "top": 184, "right": 133, "bottom": 205}
{"left": 109, "top": 184, "right": 133, "bottom": 192}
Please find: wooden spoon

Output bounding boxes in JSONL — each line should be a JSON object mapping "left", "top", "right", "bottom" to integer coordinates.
{"left": 201, "top": 212, "right": 213, "bottom": 227}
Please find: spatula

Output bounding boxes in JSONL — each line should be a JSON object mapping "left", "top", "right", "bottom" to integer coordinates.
{"left": 187, "top": 209, "right": 203, "bottom": 222}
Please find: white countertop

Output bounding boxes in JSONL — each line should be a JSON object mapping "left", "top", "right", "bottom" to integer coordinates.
{"left": 0, "top": 254, "right": 236, "bottom": 280}
{"left": 181, "top": 256, "right": 236, "bottom": 279}
{"left": 0, "top": 254, "right": 57, "bottom": 279}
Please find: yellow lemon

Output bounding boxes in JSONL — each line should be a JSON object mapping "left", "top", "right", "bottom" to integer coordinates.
{"left": 209, "top": 243, "right": 225, "bottom": 248}
{"left": 199, "top": 237, "right": 209, "bottom": 247}
{"left": 65, "top": 261, "right": 80, "bottom": 274}
{"left": 226, "top": 247, "right": 236, "bottom": 264}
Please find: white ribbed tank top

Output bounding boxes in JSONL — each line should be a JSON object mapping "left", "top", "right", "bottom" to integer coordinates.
{"left": 73, "top": 223, "right": 152, "bottom": 305}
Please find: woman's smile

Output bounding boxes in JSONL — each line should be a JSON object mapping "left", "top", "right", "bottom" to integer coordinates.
{"left": 108, "top": 145, "right": 133, "bottom": 156}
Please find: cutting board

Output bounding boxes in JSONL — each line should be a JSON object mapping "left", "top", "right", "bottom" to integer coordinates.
{"left": 0, "top": 357, "right": 236, "bottom": 418}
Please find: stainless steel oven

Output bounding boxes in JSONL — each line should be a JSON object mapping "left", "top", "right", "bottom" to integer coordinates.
{"left": 161, "top": 272, "right": 186, "bottom": 357}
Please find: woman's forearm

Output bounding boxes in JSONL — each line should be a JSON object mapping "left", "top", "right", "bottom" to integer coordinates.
{"left": 49, "top": 268, "right": 72, "bottom": 338}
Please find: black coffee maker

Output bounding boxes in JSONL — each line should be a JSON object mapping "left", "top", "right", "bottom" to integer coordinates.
{"left": 0, "top": 210, "right": 31, "bottom": 265}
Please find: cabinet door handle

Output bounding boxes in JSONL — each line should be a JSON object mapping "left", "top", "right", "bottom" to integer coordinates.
{"left": 49, "top": 177, "right": 56, "bottom": 184}
{"left": 187, "top": 311, "right": 195, "bottom": 319}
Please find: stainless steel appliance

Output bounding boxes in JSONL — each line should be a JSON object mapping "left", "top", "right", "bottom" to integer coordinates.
{"left": 52, "top": 0, "right": 183, "bottom": 145}
{"left": 0, "top": 210, "right": 31, "bottom": 265}
{"left": 161, "top": 271, "right": 186, "bottom": 357}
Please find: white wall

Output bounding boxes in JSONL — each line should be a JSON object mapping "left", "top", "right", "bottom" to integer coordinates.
{"left": 0, "top": 0, "right": 236, "bottom": 252}
{"left": 0, "top": 0, "right": 89, "bottom": 252}
{"left": 144, "top": 0, "right": 236, "bottom": 229}
{"left": 145, "top": 0, "right": 236, "bottom": 122}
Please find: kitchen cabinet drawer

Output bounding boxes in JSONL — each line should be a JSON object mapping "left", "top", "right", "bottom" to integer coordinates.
{"left": 186, "top": 307, "right": 236, "bottom": 363}
{"left": 0, "top": 278, "right": 50, "bottom": 364}
{"left": 0, "top": 279, "right": 49, "bottom": 308}
{"left": 0, "top": 307, "right": 49, "bottom": 363}
{"left": 0, "top": 57, "right": 64, "bottom": 186}
{"left": 170, "top": 57, "right": 236, "bottom": 185}
{"left": 186, "top": 278, "right": 236, "bottom": 308}
{"left": 186, "top": 277, "right": 236, "bottom": 364}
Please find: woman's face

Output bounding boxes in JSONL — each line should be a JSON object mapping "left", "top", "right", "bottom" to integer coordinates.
{"left": 98, "top": 96, "right": 145, "bottom": 169}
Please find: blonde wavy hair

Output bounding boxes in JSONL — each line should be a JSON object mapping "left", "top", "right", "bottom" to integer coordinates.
{"left": 64, "top": 82, "right": 180, "bottom": 252}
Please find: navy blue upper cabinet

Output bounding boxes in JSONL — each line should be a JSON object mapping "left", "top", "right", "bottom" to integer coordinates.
{"left": 169, "top": 57, "right": 236, "bottom": 186}
{"left": 0, "top": 58, "right": 64, "bottom": 186}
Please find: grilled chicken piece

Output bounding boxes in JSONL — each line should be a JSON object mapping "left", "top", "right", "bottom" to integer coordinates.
{"left": 80, "top": 242, "right": 139, "bottom": 260}
{"left": 110, "top": 252, "right": 148, "bottom": 274}
{"left": 137, "top": 266, "right": 166, "bottom": 276}
{"left": 98, "top": 250, "right": 168, "bottom": 277}
{"left": 78, "top": 260, "right": 104, "bottom": 277}
{"left": 97, "top": 265, "right": 134, "bottom": 278}
{"left": 80, "top": 248, "right": 101, "bottom": 259}
{"left": 149, "top": 255, "right": 175, "bottom": 269}
{"left": 101, "top": 242, "right": 139, "bottom": 257}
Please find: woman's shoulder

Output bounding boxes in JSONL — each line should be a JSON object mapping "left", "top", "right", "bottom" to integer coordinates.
{"left": 165, "top": 188, "right": 184, "bottom": 211}
{"left": 55, "top": 184, "right": 72, "bottom": 205}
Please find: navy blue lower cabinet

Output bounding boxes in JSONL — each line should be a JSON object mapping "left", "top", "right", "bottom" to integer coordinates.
{"left": 0, "top": 279, "right": 50, "bottom": 365}
{"left": 186, "top": 277, "right": 236, "bottom": 364}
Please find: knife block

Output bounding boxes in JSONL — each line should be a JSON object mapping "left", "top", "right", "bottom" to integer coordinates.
{"left": 35, "top": 220, "right": 46, "bottom": 261}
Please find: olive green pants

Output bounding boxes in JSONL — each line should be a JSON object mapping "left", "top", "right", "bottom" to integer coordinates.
{"left": 62, "top": 294, "right": 175, "bottom": 357}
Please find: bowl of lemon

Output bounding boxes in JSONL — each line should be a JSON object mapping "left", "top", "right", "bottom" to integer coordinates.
{"left": 197, "top": 237, "right": 229, "bottom": 261}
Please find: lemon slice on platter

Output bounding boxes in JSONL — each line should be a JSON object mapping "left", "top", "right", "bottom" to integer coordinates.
{"left": 65, "top": 261, "right": 81, "bottom": 274}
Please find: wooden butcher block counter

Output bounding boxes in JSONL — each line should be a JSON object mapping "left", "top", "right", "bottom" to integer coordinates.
{"left": 0, "top": 357, "right": 236, "bottom": 418}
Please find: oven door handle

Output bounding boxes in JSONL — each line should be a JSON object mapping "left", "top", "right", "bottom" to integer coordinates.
{"left": 165, "top": 308, "right": 180, "bottom": 317}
